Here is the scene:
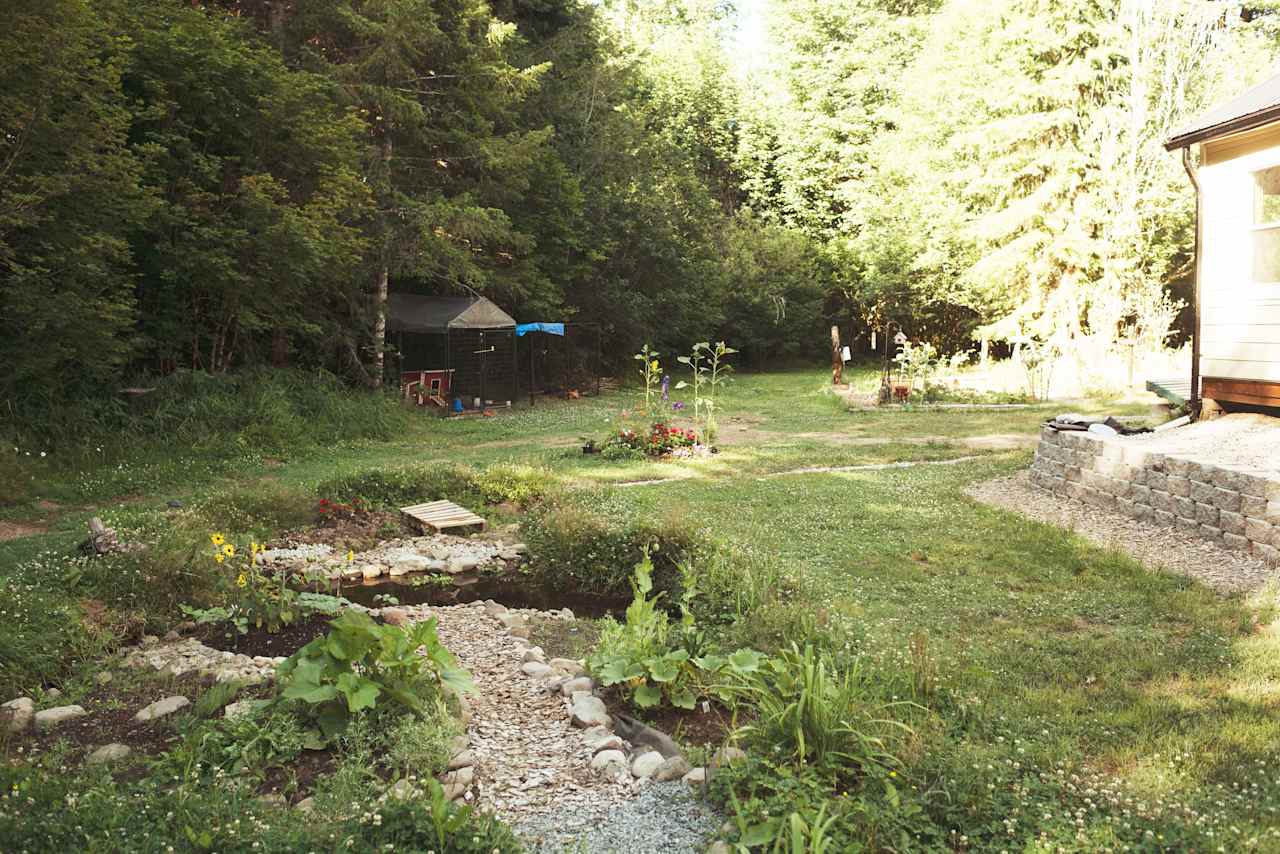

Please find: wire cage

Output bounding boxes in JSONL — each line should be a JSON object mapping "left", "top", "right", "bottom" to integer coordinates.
{"left": 388, "top": 293, "right": 519, "bottom": 411}
{"left": 517, "top": 322, "right": 602, "bottom": 405}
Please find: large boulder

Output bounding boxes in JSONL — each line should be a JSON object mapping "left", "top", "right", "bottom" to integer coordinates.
{"left": 631, "top": 751, "right": 664, "bottom": 779}
{"left": 590, "top": 749, "right": 628, "bottom": 777}
{"left": 653, "top": 755, "right": 693, "bottom": 782}
{"left": 569, "top": 693, "right": 610, "bottom": 729}
{"left": 34, "top": 705, "right": 87, "bottom": 731}
{"left": 1, "top": 697, "right": 34, "bottom": 734}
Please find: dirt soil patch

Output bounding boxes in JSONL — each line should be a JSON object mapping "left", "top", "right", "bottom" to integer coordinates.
{"left": 195, "top": 612, "right": 334, "bottom": 657}
{"left": 261, "top": 747, "right": 338, "bottom": 802}
{"left": 20, "top": 672, "right": 215, "bottom": 762}
{"left": 629, "top": 700, "right": 738, "bottom": 751}
{"left": 285, "top": 511, "right": 408, "bottom": 551}
{"left": 0, "top": 520, "right": 47, "bottom": 541}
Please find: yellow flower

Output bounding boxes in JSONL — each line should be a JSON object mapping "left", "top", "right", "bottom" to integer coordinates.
{"left": 236, "top": 574, "right": 247, "bottom": 588}
{"left": 346, "top": 550, "right": 354, "bottom": 562}
{"left": 211, "top": 533, "right": 225, "bottom": 546}
{"left": 250, "top": 541, "right": 259, "bottom": 554}
{"left": 214, "top": 553, "right": 225, "bottom": 564}
{"left": 222, "top": 544, "right": 236, "bottom": 557}
{"left": 650, "top": 359, "right": 659, "bottom": 372}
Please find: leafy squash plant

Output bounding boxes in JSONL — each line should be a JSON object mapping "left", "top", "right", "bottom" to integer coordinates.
{"left": 588, "top": 549, "right": 764, "bottom": 710}
{"left": 277, "top": 610, "right": 472, "bottom": 740}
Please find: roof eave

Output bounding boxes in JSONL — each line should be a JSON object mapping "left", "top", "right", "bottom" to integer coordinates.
{"left": 1165, "top": 105, "right": 1280, "bottom": 151}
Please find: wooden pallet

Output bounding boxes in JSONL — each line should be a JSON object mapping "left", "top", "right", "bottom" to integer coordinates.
{"left": 400, "top": 500, "right": 487, "bottom": 534}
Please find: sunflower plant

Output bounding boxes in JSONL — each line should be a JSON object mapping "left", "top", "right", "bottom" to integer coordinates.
{"left": 205, "top": 533, "right": 301, "bottom": 634}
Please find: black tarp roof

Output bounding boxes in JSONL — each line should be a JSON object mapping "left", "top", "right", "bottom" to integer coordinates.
{"left": 386, "top": 294, "right": 516, "bottom": 333}
{"left": 1166, "top": 70, "right": 1280, "bottom": 149}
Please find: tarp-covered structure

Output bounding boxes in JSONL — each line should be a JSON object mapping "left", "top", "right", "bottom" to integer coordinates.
{"left": 388, "top": 294, "right": 517, "bottom": 409}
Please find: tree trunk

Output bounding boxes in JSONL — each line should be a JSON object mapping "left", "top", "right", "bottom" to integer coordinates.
{"left": 372, "top": 133, "right": 392, "bottom": 386}
{"left": 830, "top": 325, "right": 842, "bottom": 385}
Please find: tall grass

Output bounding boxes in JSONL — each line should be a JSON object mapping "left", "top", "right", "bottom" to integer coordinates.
{"left": 3, "top": 368, "right": 415, "bottom": 460}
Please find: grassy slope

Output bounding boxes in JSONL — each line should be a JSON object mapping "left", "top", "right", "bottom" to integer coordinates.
{"left": 4, "top": 368, "right": 1279, "bottom": 847}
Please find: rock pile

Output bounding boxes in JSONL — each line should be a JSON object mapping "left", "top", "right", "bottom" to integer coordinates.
{"left": 256, "top": 534, "right": 528, "bottom": 582}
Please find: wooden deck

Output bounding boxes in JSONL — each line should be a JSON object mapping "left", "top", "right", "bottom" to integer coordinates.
{"left": 400, "top": 500, "right": 487, "bottom": 534}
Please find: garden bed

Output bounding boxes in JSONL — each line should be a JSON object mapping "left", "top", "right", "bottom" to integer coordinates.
{"left": 194, "top": 612, "right": 334, "bottom": 657}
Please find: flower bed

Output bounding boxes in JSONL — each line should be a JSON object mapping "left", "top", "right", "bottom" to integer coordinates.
{"left": 606, "top": 422, "right": 700, "bottom": 458}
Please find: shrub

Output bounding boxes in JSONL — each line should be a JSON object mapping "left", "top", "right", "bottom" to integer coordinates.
{"left": 278, "top": 610, "right": 472, "bottom": 740}
{"left": 587, "top": 552, "right": 764, "bottom": 710}
{"left": 520, "top": 498, "right": 706, "bottom": 598}
{"left": 383, "top": 708, "right": 463, "bottom": 778}
{"left": 314, "top": 464, "right": 483, "bottom": 510}
{"left": 193, "top": 481, "right": 315, "bottom": 537}
{"left": 727, "top": 644, "right": 911, "bottom": 772}
{"left": 473, "top": 462, "right": 557, "bottom": 507}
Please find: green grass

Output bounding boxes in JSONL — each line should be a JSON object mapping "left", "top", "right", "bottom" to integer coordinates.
{"left": 3, "top": 367, "right": 1278, "bottom": 850}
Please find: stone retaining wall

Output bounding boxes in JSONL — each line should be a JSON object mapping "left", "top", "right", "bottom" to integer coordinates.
{"left": 1029, "top": 426, "right": 1280, "bottom": 567}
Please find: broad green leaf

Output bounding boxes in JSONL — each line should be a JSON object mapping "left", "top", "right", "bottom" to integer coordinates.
{"left": 346, "top": 681, "right": 380, "bottom": 713}
{"left": 634, "top": 684, "right": 662, "bottom": 707}
{"left": 439, "top": 663, "right": 475, "bottom": 696}
{"left": 741, "top": 820, "right": 781, "bottom": 847}
{"left": 283, "top": 682, "right": 338, "bottom": 704}
{"left": 649, "top": 657, "right": 680, "bottom": 682}
{"left": 598, "top": 658, "right": 628, "bottom": 685}
{"left": 728, "top": 648, "right": 765, "bottom": 674}
{"left": 669, "top": 685, "right": 696, "bottom": 709}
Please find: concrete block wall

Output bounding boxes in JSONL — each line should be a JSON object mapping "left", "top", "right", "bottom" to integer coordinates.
{"left": 1029, "top": 426, "right": 1280, "bottom": 567}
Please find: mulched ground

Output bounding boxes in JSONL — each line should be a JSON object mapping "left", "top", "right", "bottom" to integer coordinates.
{"left": 194, "top": 612, "right": 334, "bottom": 657}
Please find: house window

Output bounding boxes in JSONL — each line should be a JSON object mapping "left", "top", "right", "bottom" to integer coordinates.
{"left": 1253, "top": 166, "right": 1280, "bottom": 283}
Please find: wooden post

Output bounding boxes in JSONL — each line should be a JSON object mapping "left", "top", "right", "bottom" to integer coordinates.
{"left": 830, "top": 326, "right": 842, "bottom": 385}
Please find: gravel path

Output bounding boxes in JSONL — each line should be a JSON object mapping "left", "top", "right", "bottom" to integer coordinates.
{"left": 419, "top": 602, "right": 721, "bottom": 851}
{"left": 515, "top": 781, "right": 721, "bottom": 853}
{"left": 1123, "top": 412, "right": 1280, "bottom": 473}
{"left": 967, "top": 471, "right": 1279, "bottom": 594}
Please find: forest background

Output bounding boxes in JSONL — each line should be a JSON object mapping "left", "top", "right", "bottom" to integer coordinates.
{"left": 4, "top": 0, "right": 1280, "bottom": 428}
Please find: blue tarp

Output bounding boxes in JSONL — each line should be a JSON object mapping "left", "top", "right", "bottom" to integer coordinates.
{"left": 515, "top": 322, "right": 565, "bottom": 337}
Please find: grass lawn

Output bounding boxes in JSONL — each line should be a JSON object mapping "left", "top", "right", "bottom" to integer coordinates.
{"left": 3, "top": 367, "right": 1279, "bottom": 851}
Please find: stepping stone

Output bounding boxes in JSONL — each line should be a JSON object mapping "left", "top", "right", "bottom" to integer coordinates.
{"left": 521, "top": 661, "right": 551, "bottom": 678}
{"left": 653, "top": 755, "right": 693, "bottom": 782}
{"left": 521, "top": 647, "right": 546, "bottom": 663}
{"left": 2, "top": 698, "right": 34, "bottom": 734}
{"left": 134, "top": 695, "right": 189, "bottom": 722}
{"left": 34, "top": 705, "right": 87, "bottom": 731}
{"left": 683, "top": 767, "right": 706, "bottom": 787}
{"left": 569, "top": 693, "right": 610, "bottom": 728}
{"left": 631, "top": 750, "right": 664, "bottom": 779}
{"left": 447, "top": 750, "right": 474, "bottom": 770}
{"left": 87, "top": 743, "right": 131, "bottom": 764}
